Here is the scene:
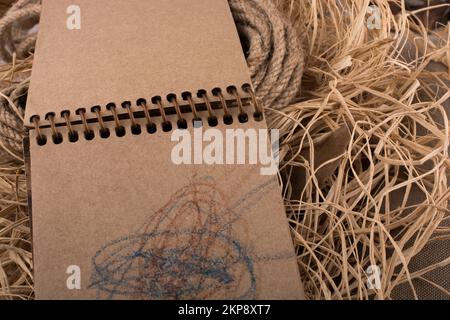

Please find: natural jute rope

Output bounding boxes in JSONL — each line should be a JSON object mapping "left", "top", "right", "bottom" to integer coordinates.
{"left": 0, "top": 0, "right": 37, "bottom": 162}
{"left": 0, "top": 0, "right": 304, "bottom": 161}
{"left": 229, "top": 0, "right": 304, "bottom": 110}
{"left": 0, "top": 81, "right": 27, "bottom": 160}
{"left": 0, "top": 0, "right": 39, "bottom": 62}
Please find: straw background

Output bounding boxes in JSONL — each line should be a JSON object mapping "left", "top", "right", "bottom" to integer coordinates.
{"left": 0, "top": 0, "right": 449, "bottom": 300}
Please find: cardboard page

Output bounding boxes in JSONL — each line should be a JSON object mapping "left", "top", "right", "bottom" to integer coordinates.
{"left": 26, "top": 0, "right": 304, "bottom": 299}
{"left": 25, "top": 0, "right": 250, "bottom": 124}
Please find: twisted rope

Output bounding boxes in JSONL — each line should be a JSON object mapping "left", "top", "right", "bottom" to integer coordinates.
{"left": 0, "top": 80, "right": 27, "bottom": 161}
{"left": 0, "top": 0, "right": 304, "bottom": 161}
{"left": 0, "top": 0, "right": 40, "bottom": 62}
{"left": 229, "top": 0, "right": 304, "bottom": 110}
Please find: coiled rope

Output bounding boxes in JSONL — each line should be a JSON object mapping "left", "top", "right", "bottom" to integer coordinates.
{"left": 0, "top": 0, "right": 40, "bottom": 62}
{"left": 228, "top": 0, "right": 304, "bottom": 110}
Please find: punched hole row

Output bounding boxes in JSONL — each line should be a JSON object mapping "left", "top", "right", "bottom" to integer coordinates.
{"left": 31, "top": 85, "right": 264, "bottom": 146}
{"left": 35, "top": 116, "right": 247, "bottom": 146}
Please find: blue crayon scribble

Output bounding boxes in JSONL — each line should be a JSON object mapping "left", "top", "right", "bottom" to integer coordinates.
{"left": 89, "top": 175, "right": 293, "bottom": 300}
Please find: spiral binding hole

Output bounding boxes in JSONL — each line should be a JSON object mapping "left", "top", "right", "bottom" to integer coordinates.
{"left": 208, "top": 116, "right": 218, "bottom": 127}
{"left": 211, "top": 88, "right": 222, "bottom": 96}
{"left": 226, "top": 85, "right": 238, "bottom": 95}
{"left": 152, "top": 96, "right": 173, "bottom": 132}
{"left": 253, "top": 111, "right": 264, "bottom": 122}
{"left": 122, "top": 101, "right": 142, "bottom": 136}
{"left": 136, "top": 98, "right": 146, "bottom": 106}
{"left": 32, "top": 115, "right": 47, "bottom": 146}
{"left": 177, "top": 119, "right": 188, "bottom": 130}
{"left": 168, "top": 94, "right": 186, "bottom": 130}
{"left": 45, "top": 113, "right": 64, "bottom": 144}
{"left": 242, "top": 83, "right": 264, "bottom": 122}
{"left": 52, "top": 133, "right": 63, "bottom": 144}
{"left": 212, "top": 88, "right": 234, "bottom": 126}
{"left": 106, "top": 103, "right": 127, "bottom": 138}
{"left": 85, "top": 130, "right": 95, "bottom": 141}
{"left": 130, "top": 124, "right": 141, "bottom": 135}
{"left": 75, "top": 108, "right": 95, "bottom": 141}
{"left": 68, "top": 131, "right": 79, "bottom": 143}
{"left": 146, "top": 123, "right": 157, "bottom": 134}
{"left": 137, "top": 98, "right": 157, "bottom": 134}
{"left": 182, "top": 91, "right": 200, "bottom": 121}
{"left": 91, "top": 106, "right": 110, "bottom": 140}
{"left": 100, "top": 128, "right": 111, "bottom": 139}
{"left": 227, "top": 86, "right": 249, "bottom": 123}
{"left": 223, "top": 114, "right": 234, "bottom": 125}
{"left": 238, "top": 113, "right": 249, "bottom": 123}
{"left": 197, "top": 90, "right": 218, "bottom": 128}
{"left": 37, "top": 135, "right": 47, "bottom": 146}
{"left": 115, "top": 126, "right": 126, "bottom": 137}
{"left": 62, "top": 111, "right": 79, "bottom": 143}
{"left": 162, "top": 122, "right": 173, "bottom": 132}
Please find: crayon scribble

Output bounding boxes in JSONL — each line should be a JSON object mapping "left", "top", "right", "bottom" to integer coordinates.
{"left": 89, "top": 175, "right": 293, "bottom": 300}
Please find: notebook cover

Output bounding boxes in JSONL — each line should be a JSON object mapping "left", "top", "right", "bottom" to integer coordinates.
{"left": 25, "top": 0, "right": 250, "bottom": 124}
{"left": 26, "top": 0, "right": 304, "bottom": 300}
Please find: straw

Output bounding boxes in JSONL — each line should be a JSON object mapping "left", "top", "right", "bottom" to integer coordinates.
{"left": 269, "top": 0, "right": 449, "bottom": 299}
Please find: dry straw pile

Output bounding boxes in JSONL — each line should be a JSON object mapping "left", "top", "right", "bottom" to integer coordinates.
{"left": 0, "top": 0, "right": 449, "bottom": 300}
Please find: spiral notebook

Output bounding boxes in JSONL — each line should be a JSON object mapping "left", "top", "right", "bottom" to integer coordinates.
{"left": 25, "top": 0, "right": 304, "bottom": 300}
